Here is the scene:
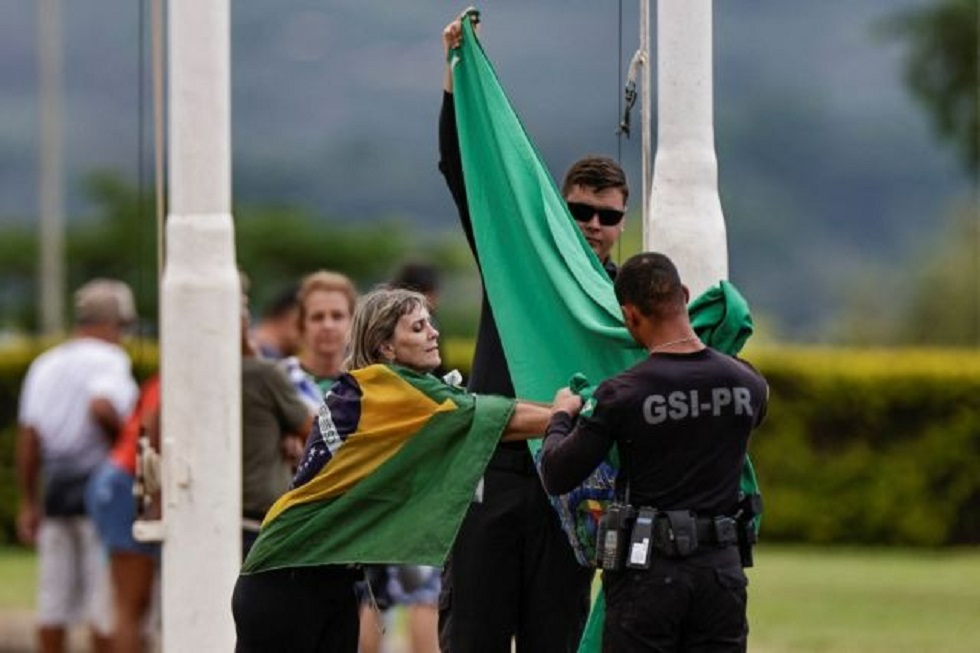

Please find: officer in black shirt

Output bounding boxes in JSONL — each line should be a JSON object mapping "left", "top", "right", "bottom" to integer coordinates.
{"left": 540, "top": 252, "right": 768, "bottom": 652}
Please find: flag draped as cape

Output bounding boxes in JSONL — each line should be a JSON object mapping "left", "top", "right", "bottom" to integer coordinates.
{"left": 242, "top": 364, "right": 514, "bottom": 573}
{"left": 450, "top": 16, "right": 760, "bottom": 652}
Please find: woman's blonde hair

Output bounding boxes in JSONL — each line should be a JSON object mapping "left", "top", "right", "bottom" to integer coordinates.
{"left": 345, "top": 288, "right": 427, "bottom": 371}
{"left": 296, "top": 270, "right": 358, "bottom": 330}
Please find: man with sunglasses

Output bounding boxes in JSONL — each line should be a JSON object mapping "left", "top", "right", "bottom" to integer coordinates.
{"left": 436, "top": 11, "right": 629, "bottom": 652}
{"left": 563, "top": 162, "right": 630, "bottom": 275}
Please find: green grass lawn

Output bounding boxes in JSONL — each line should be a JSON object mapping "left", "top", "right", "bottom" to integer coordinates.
{"left": 0, "top": 546, "right": 36, "bottom": 610}
{"left": 747, "top": 545, "right": 980, "bottom": 653}
{"left": 2, "top": 544, "right": 978, "bottom": 651}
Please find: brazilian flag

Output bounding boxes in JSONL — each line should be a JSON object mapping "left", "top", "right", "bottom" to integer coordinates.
{"left": 242, "top": 364, "right": 514, "bottom": 573}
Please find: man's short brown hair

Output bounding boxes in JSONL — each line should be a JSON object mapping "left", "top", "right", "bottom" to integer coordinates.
{"left": 561, "top": 155, "right": 629, "bottom": 203}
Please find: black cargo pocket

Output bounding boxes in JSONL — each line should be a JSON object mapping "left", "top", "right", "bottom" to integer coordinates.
{"left": 714, "top": 564, "right": 748, "bottom": 590}
{"left": 714, "top": 563, "right": 748, "bottom": 614}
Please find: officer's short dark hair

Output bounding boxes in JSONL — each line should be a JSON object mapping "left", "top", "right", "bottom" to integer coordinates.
{"left": 561, "top": 155, "right": 629, "bottom": 203}
{"left": 614, "top": 252, "right": 685, "bottom": 318}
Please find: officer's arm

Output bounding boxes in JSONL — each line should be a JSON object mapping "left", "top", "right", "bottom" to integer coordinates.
{"left": 539, "top": 412, "right": 613, "bottom": 496}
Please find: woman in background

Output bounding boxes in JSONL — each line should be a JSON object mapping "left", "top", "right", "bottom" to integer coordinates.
{"left": 86, "top": 375, "right": 161, "bottom": 653}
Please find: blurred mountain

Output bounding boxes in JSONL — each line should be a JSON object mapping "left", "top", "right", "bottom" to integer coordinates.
{"left": 0, "top": 0, "right": 973, "bottom": 340}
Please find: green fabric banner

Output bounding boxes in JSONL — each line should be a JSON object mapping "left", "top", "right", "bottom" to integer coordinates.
{"left": 450, "top": 18, "right": 645, "bottom": 428}
{"left": 451, "top": 16, "right": 761, "bottom": 652}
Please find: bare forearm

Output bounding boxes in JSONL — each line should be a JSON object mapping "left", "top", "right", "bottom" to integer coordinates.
{"left": 501, "top": 401, "right": 550, "bottom": 441}
{"left": 90, "top": 397, "right": 122, "bottom": 443}
{"left": 15, "top": 425, "right": 42, "bottom": 544}
{"left": 143, "top": 405, "right": 161, "bottom": 449}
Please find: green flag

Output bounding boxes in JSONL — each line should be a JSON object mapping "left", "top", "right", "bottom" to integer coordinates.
{"left": 450, "top": 16, "right": 645, "bottom": 418}
{"left": 450, "top": 16, "right": 761, "bottom": 652}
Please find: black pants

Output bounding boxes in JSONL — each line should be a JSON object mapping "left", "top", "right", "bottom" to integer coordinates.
{"left": 602, "top": 546, "right": 748, "bottom": 653}
{"left": 439, "top": 448, "right": 593, "bottom": 653}
{"left": 232, "top": 565, "right": 361, "bottom": 653}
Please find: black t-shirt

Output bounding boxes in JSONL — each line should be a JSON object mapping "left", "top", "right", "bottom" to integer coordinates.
{"left": 540, "top": 348, "right": 768, "bottom": 516}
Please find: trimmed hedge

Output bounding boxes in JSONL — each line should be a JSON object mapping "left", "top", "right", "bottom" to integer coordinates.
{"left": 1, "top": 341, "right": 978, "bottom": 546}
{"left": 745, "top": 347, "right": 980, "bottom": 546}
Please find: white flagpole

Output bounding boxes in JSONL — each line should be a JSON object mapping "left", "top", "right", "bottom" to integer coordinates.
{"left": 159, "top": 0, "right": 241, "bottom": 649}
{"left": 640, "top": 0, "right": 651, "bottom": 225}
{"left": 647, "top": 0, "right": 728, "bottom": 296}
{"left": 37, "top": 0, "right": 65, "bottom": 336}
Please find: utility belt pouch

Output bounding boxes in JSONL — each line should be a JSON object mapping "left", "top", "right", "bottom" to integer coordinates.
{"left": 595, "top": 503, "right": 635, "bottom": 570}
{"left": 626, "top": 507, "right": 657, "bottom": 570}
{"left": 735, "top": 492, "right": 763, "bottom": 568}
{"left": 743, "top": 492, "right": 764, "bottom": 517}
{"left": 737, "top": 518, "right": 758, "bottom": 568}
{"left": 653, "top": 510, "right": 699, "bottom": 558}
{"left": 713, "top": 516, "right": 739, "bottom": 546}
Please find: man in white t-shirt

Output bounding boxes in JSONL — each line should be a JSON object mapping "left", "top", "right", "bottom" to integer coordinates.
{"left": 16, "top": 279, "right": 139, "bottom": 653}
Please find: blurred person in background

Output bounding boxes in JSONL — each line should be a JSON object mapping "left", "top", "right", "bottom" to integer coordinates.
{"left": 16, "top": 278, "right": 140, "bottom": 653}
{"left": 86, "top": 374, "right": 161, "bottom": 653}
{"left": 390, "top": 261, "right": 440, "bottom": 310}
{"left": 252, "top": 282, "right": 302, "bottom": 360}
{"left": 240, "top": 280, "right": 314, "bottom": 556}
{"left": 279, "top": 270, "right": 358, "bottom": 413}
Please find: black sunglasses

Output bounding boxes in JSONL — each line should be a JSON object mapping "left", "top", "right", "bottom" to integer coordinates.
{"left": 566, "top": 202, "right": 625, "bottom": 227}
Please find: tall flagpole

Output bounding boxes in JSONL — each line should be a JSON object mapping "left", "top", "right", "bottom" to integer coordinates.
{"left": 640, "top": 0, "right": 651, "bottom": 225}
{"left": 159, "top": 0, "right": 240, "bottom": 649}
{"left": 37, "top": 0, "right": 65, "bottom": 336}
{"left": 647, "top": 0, "right": 728, "bottom": 296}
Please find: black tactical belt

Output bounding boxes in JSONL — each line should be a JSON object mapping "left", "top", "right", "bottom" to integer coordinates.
{"left": 646, "top": 510, "right": 739, "bottom": 559}
{"left": 694, "top": 515, "right": 739, "bottom": 547}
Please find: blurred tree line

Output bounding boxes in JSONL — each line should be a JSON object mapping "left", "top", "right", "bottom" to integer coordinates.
{"left": 835, "top": 0, "right": 980, "bottom": 346}
{"left": 884, "top": 0, "right": 978, "bottom": 174}
{"left": 0, "top": 166, "right": 974, "bottom": 346}
{"left": 0, "top": 171, "right": 481, "bottom": 339}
